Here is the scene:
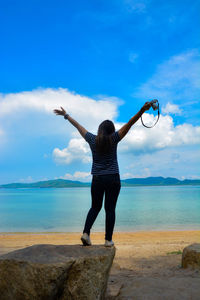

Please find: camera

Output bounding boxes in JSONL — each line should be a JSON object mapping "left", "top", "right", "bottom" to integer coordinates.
{"left": 150, "top": 99, "right": 159, "bottom": 111}
{"left": 141, "top": 99, "right": 160, "bottom": 128}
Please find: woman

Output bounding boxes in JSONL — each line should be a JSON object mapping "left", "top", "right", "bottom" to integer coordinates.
{"left": 53, "top": 102, "right": 151, "bottom": 247}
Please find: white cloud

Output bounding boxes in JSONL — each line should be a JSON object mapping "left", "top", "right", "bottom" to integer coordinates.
{"left": 0, "top": 88, "right": 120, "bottom": 135}
{"left": 0, "top": 88, "right": 118, "bottom": 120}
{"left": 162, "top": 102, "right": 182, "bottom": 115}
{"left": 185, "top": 175, "right": 200, "bottom": 180}
{"left": 121, "top": 172, "right": 134, "bottom": 179}
{"left": 0, "top": 127, "right": 4, "bottom": 141}
{"left": 133, "top": 49, "right": 200, "bottom": 103}
{"left": 53, "top": 112, "right": 200, "bottom": 165}
{"left": 53, "top": 138, "right": 91, "bottom": 164}
{"left": 18, "top": 176, "right": 34, "bottom": 183}
{"left": 1, "top": 88, "right": 199, "bottom": 161}
{"left": 59, "top": 171, "right": 91, "bottom": 181}
{"left": 0, "top": 127, "right": 6, "bottom": 149}
{"left": 118, "top": 114, "right": 200, "bottom": 154}
{"left": 121, "top": 168, "right": 151, "bottom": 179}
{"left": 124, "top": 145, "right": 200, "bottom": 180}
{"left": 1, "top": 87, "right": 199, "bottom": 180}
{"left": 0, "top": 88, "right": 121, "bottom": 156}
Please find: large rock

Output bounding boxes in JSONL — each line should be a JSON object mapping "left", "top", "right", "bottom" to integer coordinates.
{"left": 0, "top": 244, "right": 115, "bottom": 300}
{"left": 182, "top": 243, "right": 200, "bottom": 269}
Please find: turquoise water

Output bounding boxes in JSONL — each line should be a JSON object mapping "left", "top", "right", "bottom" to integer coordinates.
{"left": 0, "top": 186, "right": 199, "bottom": 232}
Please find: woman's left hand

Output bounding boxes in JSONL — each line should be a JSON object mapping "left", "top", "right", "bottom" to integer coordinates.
{"left": 53, "top": 106, "right": 66, "bottom": 116}
{"left": 141, "top": 102, "right": 151, "bottom": 112}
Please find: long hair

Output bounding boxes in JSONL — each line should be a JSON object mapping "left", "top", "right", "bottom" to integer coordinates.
{"left": 96, "top": 120, "right": 115, "bottom": 154}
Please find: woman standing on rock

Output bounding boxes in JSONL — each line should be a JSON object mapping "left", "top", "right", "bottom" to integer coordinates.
{"left": 53, "top": 102, "right": 151, "bottom": 247}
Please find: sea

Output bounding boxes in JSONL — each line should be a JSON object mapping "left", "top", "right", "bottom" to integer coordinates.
{"left": 0, "top": 186, "right": 199, "bottom": 232}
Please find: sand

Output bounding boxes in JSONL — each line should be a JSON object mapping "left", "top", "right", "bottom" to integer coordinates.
{"left": 0, "top": 230, "right": 200, "bottom": 299}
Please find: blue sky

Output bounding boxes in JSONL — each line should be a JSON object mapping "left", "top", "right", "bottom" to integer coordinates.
{"left": 0, "top": 0, "right": 200, "bottom": 184}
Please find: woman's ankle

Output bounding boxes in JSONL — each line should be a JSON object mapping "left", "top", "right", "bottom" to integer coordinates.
{"left": 83, "top": 232, "right": 90, "bottom": 236}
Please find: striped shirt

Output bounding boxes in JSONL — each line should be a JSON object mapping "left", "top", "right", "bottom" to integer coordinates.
{"left": 85, "top": 131, "right": 121, "bottom": 175}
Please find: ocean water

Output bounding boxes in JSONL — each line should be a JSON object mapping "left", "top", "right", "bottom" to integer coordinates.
{"left": 0, "top": 186, "right": 199, "bottom": 232}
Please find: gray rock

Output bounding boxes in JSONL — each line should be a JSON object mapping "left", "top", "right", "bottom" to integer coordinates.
{"left": 182, "top": 243, "right": 200, "bottom": 269}
{"left": 0, "top": 244, "right": 116, "bottom": 300}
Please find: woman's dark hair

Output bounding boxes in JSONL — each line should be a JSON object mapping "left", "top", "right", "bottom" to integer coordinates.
{"left": 96, "top": 120, "right": 115, "bottom": 154}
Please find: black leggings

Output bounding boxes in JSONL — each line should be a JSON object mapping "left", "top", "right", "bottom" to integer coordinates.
{"left": 83, "top": 173, "right": 121, "bottom": 241}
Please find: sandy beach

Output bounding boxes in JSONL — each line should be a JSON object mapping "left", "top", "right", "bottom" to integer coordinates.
{"left": 0, "top": 230, "right": 200, "bottom": 299}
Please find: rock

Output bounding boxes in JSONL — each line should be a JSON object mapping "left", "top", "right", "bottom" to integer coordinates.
{"left": 182, "top": 243, "right": 200, "bottom": 269}
{"left": 0, "top": 244, "right": 116, "bottom": 300}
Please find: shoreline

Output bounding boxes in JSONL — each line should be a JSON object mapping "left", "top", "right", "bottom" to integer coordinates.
{"left": 0, "top": 228, "right": 200, "bottom": 235}
{"left": 0, "top": 228, "right": 200, "bottom": 234}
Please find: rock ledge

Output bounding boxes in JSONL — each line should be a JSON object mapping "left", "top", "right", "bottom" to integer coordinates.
{"left": 0, "top": 244, "right": 116, "bottom": 300}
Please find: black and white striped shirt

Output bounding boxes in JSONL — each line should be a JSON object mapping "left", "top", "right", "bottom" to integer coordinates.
{"left": 85, "top": 131, "right": 121, "bottom": 175}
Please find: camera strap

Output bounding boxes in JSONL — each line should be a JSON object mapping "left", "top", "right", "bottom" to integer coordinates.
{"left": 141, "top": 103, "right": 160, "bottom": 128}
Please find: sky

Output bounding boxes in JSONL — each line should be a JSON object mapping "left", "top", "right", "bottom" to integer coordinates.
{"left": 0, "top": 0, "right": 200, "bottom": 184}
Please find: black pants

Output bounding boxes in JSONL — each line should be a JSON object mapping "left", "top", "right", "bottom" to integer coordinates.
{"left": 83, "top": 173, "right": 121, "bottom": 241}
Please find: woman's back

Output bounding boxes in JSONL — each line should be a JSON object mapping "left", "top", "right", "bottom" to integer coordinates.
{"left": 85, "top": 131, "right": 120, "bottom": 175}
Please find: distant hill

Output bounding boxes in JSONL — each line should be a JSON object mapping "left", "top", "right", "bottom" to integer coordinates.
{"left": 0, "top": 177, "right": 199, "bottom": 188}
{"left": 0, "top": 179, "right": 90, "bottom": 188}
{"left": 120, "top": 176, "right": 200, "bottom": 186}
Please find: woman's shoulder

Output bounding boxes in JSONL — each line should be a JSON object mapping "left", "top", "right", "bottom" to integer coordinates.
{"left": 85, "top": 132, "right": 96, "bottom": 143}
{"left": 111, "top": 131, "right": 121, "bottom": 143}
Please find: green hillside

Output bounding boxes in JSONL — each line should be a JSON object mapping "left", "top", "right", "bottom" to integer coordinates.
{"left": 0, "top": 177, "right": 199, "bottom": 188}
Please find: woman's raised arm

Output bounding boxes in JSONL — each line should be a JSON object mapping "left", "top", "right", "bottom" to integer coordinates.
{"left": 118, "top": 102, "right": 151, "bottom": 140}
{"left": 53, "top": 107, "right": 87, "bottom": 138}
